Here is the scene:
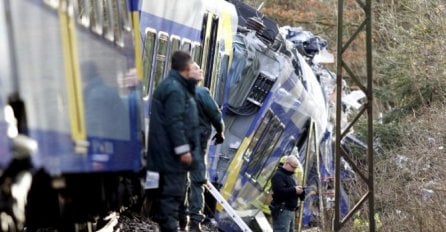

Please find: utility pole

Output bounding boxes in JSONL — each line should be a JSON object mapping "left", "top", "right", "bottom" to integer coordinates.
{"left": 334, "top": 0, "right": 374, "bottom": 231}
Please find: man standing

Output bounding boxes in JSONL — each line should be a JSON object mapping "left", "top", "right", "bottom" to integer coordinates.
{"left": 270, "top": 155, "right": 305, "bottom": 232}
{"left": 147, "top": 51, "right": 200, "bottom": 232}
{"left": 179, "top": 63, "right": 225, "bottom": 232}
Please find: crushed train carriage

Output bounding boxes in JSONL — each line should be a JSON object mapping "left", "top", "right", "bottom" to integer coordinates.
{"left": 204, "top": 1, "right": 356, "bottom": 231}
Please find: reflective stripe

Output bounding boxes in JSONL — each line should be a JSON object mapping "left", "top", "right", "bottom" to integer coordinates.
{"left": 218, "top": 135, "right": 253, "bottom": 212}
{"left": 132, "top": 11, "right": 143, "bottom": 80}
{"left": 58, "top": 2, "right": 86, "bottom": 141}
{"left": 174, "top": 144, "right": 190, "bottom": 155}
{"left": 221, "top": 5, "right": 234, "bottom": 57}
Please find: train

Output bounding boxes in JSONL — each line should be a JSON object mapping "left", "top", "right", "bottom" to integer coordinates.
{"left": 203, "top": 1, "right": 352, "bottom": 230}
{"left": 0, "top": 0, "right": 361, "bottom": 231}
{"left": 1, "top": 0, "right": 142, "bottom": 230}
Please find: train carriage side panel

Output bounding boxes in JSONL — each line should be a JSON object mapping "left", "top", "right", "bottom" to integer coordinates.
{"left": 8, "top": 0, "right": 71, "bottom": 172}
{"left": 7, "top": 0, "right": 141, "bottom": 174}
{"left": 73, "top": 0, "right": 141, "bottom": 172}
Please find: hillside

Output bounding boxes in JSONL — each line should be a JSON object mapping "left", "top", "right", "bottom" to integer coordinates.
{"left": 375, "top": 103, "right": 446, "bottom": 231}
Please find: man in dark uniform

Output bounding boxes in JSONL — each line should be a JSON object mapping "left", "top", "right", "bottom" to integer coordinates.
{"left": 179, "top": 63, "right": 225, "bottom": 232}
{"left": 147, "top": 51, "right": 200, "bottom": 232}
{"left": 270, "top": 155, "right": 305, "bottom": 232}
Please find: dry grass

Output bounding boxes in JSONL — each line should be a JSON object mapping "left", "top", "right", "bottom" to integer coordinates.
{"left": 337, "top": 104, "right": 446, "bottom": 232}
{"left": 374, "top": 104, "right": 446, "bottom": 231}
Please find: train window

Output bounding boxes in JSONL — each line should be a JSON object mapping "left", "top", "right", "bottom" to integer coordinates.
{"left": 73, "top": 0, "right": 90, "bottom": 27}
{"left": 209, "top": 40, "right": 221, "bottom": 96}
{"left": 244, "top": 110, "right": 285, "bottom": 188}
{"left": 142, "top": 29, "right": 157, "bottom": 97}
{"left": 192, "top": 43, "right": 202, "bottom": 65}
{"left": 200, "top": 13, "right": 211, "bottom": 86}
{"left": 103, "top": 0, "right": 114, "bottom": 42}
{"left": 214, "top": 52, "right": 229, "bottom": 105}
{"left": 181, "top": 39, "right": 192, "bottom": 52}
{"left": 118, "top": 0, "right": 131, "bottom": 32}
{"left": 170, "top": 36, "right": 181, "bottom": 55}
{"left": 111, "top": 0, "right": 123, "bottom": 47}
{"left": 244, "top": 110, "right": 274, "bottom": 162}
{"left": 200, "top": 12, "right": 209, "bottom": 44}
{"left": 90, "top": 0, "right": 103, "bottom": 35}
{"left": 154, "top": 32, "right": 169, "bottom": 90}
{"left": 166, "top": 35, "right": 181, "bottom": 71}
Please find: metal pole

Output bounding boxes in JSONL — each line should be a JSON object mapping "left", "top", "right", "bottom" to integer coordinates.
{"left": 334, "top": 0, "right": 344, "bottom": 230}
{"left": 297, "top": 120, "right": 316, "bottom": 232}
{"left": 335, "top": 0, "right": 374, "bottom": 231}
{"left": 365, "top": 0, "right": 375, "bottom": 230}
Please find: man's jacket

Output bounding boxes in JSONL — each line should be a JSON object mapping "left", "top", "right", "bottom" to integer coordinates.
{"left": 271, "top": 166, "right": 303, "bottom": 211}
{"left": 195, "top": 86, "right": 224, "bottom": 151}
{"left": 147, "top": 70, "right": 200, "bottom": 173}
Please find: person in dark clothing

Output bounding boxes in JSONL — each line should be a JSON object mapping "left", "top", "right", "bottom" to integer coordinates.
{"left": 179, "top": 63, "right": 225, "bottom": 232}
{"left": 147, "top": 51, "right": 201, "bottom": 232}
{"left": 270, "top": 155, "right": 305, "bottom": 232}
{"left": 82, "top": 61, "right": 127, "bottom": 140}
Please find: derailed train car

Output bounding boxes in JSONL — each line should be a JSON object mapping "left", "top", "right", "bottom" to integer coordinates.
{"left": 205, "top": 1, "right": 353, "bottom": 231}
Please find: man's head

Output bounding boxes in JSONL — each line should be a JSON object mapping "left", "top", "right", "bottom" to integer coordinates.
{"left": 171, "top": 50, "right": 193, "bottom": 78}
{"left": 283, "top": 155, "right": 300, "bottom": 172}
{"left": 189, "top": 62, "right": 204, "bottom": 82}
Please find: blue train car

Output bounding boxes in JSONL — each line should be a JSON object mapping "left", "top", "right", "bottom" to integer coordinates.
{"left": 7, "top": 0, "right": 142, "bottom": 174}
{"left": 1, "top": 0, "right": 143, "bottom": 229}
{"left": 205, "top": 2, "right": 352, "bottom": 230}
{"left": 208, "top": 30, "right": 330, "bottom": 231}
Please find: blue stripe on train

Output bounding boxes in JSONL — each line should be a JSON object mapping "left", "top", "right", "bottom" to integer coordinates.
{"left": 128, "top": 0, "right": 139, "bottom": 12}
{"left": 29, "top": 129, "right": 141, "bottom": 175}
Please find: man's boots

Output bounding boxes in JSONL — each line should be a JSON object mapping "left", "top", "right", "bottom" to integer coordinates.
{"left": 179, "top": 217, "right": 188, "bottom": 231}
{"left": 188, "top": 222, "right": 202, "bottom": 232}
